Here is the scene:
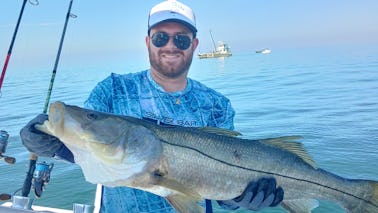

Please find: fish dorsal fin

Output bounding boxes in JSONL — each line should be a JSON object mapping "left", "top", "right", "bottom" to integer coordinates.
{"left": 166, "top": 194, "right": 204, "bottom": 213}
{"left": 198, "top": 127, "right": 242, "bottom": 137}
{"left": 281, "top": 199, "right": 319, "bottom": 213}
{"left": 259, "top": 136, "right": 317, "bottom": 169}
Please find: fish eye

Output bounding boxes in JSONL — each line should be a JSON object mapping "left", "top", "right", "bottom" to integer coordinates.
{"left": 87, "top": 113, "right": 97, "bottom": 120}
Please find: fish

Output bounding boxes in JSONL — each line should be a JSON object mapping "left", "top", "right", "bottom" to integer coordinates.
{"left": 36, "top": 101, "right": 378, "bottom": 213}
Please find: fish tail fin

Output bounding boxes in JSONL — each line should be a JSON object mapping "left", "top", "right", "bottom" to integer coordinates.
{"left": 342, "top": 180, "right": 378, "bottom": 213}
{"left": 365, "top": 181, "right": 378, "bottom": 213}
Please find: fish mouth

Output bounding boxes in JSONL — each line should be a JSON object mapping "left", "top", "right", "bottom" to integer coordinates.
{"left": 34, "top": 101, "right": 66, "bottom": 137}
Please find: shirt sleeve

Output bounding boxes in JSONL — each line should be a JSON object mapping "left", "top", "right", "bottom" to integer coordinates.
{"left": 84, "top": 75, "right": 113, "bottom": 112}
{"left": 217, "top": 100, "right": 235, "bottom": 130}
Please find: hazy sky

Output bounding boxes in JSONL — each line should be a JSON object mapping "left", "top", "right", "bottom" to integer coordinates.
{"left": 1, "top": 0, "right": 378, "bottom": 67}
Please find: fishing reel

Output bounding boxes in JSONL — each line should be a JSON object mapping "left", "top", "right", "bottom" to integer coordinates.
{"left": 0, "top": 130, "right": 16, "bottom": 164}
{"left": 0, "top": 160, "right": 54, "bottom": 205}
{"left": 32, "top": 161, "right": 54, "bottom": 198}
{"left": 0, "top": 130, "right": 16, "bottom": 202}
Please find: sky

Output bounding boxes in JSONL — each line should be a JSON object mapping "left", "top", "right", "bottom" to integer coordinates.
{"left": 1, "top": 0, "right": 378, "bottom": 68}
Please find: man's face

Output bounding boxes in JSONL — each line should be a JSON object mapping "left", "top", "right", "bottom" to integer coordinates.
{"left": 146, "top": 22, "right": 199, "bottom": 79}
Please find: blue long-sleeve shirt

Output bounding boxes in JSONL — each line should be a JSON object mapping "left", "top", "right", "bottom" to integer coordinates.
{"left": 71, "top": 69, "right": 235, "bottom": 212}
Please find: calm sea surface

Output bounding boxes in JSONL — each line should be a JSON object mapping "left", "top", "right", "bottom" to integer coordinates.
{"left": 0, "top": 45, "right": 377, "bottom": 212}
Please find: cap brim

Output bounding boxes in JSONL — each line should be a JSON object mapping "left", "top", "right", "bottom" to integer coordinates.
{"left": 148, "top": 10, "right": 197, "bottom": 33}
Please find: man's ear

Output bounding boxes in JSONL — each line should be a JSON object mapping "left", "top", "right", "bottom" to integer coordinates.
{"left": 145, "top": 36, "right": 150, "bottom": 48}
{"left": 192, "top": 38, "right": 199, "bottom": 51}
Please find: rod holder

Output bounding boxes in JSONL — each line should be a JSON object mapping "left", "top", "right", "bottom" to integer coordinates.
{"left": 73, "top": 203, "right": 94, "bottom": 213}
{"left": 11, "top": 195, "right": 33, "bottom": 210}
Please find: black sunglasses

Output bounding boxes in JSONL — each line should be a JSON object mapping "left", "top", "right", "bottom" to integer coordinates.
{"left": 150, "top": 32, "right": 192, "bottom": 50}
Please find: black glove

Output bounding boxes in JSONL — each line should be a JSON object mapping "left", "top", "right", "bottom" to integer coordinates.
{"left": 20, "top": 114, "right": 64, "bottom": 157}
{"left": 217, "top": 177, "right": 284, "bottom": 211}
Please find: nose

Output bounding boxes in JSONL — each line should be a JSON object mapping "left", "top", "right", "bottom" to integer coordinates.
{"left": 164, "top": 36, "right": 176, "bottom": 49}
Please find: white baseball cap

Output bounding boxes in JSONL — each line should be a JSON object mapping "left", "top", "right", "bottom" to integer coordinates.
{"left": 148, "top": 0, "right": 197, "bottom": 34}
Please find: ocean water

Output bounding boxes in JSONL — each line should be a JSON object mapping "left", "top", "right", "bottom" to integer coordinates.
{"left": 0, "top": 45, "right": 377, "bottom": 212}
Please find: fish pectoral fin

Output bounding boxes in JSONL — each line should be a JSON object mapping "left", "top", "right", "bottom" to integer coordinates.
{"left": 259, "top": 136, "right": 317, "bottom": 169}
{"left": 153, "top": 174, "right": 202, "bottom": 200}
{"left": 166, "top": 194, "right": 204, "bottom": 213}
{"left": 281, "top": 199, "right": 319, "bottom": 213}
{"left": 153, "top": 174, "right": 203, "bottom": 212}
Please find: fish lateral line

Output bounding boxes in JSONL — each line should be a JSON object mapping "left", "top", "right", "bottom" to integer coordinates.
{"left": 160, "top": 139, "right": 377, "bottom": 206}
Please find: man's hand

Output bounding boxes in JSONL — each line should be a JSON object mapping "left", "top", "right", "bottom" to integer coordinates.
{"left": 20, "top": 114, "right": 63, "bottom": 157}
{"left": 217, "top": 177, "right": 284, "bottom": 211}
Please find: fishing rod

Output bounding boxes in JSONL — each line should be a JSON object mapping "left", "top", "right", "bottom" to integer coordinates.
{"left": 0, "top": 0, "right": 38, "bottom": 203}
{"left": 21, "top": 0, "right": 76, "bottom": 198}
{"left": 0, "top": 0, "right": 39, "bottom": 96}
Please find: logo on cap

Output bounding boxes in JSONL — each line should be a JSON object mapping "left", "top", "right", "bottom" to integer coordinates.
{"left": 148, "top": 0, "right": 197, "bottom": 33}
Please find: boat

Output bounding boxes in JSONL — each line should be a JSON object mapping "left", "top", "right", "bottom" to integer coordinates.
{"left": 198, "top": 41, "right": 232, "bottom": 59}
{"left": 0, "top": 189, "right": 101, "bottom": 213}
{"left": 256, "top": 48, "right": 271, "bottom": 54}
{"left": 1, "top": 201, "right": 74, "bottom": 213}
{"left": 198, "top": 30, "right": 232, "bottom": 59}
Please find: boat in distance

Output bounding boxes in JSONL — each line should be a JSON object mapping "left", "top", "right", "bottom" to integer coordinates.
{"left": 256, "top": 48, "right": 272, "bottom": 54}
{"left": 198, "top": 41, "right": 232, "bottom": 59}
{"left": 198, "top": 30, "right": 232, "bottom": 59}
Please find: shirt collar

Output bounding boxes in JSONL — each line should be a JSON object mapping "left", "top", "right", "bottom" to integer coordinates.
{"left": 146, "top": 69, "right": 192, "bottom": 97}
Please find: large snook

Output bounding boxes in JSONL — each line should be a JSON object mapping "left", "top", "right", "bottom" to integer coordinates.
{"left": 37, "top": 101, "right": 378, "bottom": 213}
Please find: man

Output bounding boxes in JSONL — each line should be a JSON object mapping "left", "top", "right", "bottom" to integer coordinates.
{"left": 21, "top": 0, "right": 284, "bottom": 212}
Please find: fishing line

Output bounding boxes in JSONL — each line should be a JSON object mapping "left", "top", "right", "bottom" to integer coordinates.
{"left": 0, "top": 0, "right": 38, "bottom": 97}
{"left": 22, "top": 0, "right": 76, "bottom": 198}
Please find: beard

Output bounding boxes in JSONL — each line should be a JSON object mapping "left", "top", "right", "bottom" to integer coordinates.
{"left": 148, "top": 47, "right": 193, "bottom": 78}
